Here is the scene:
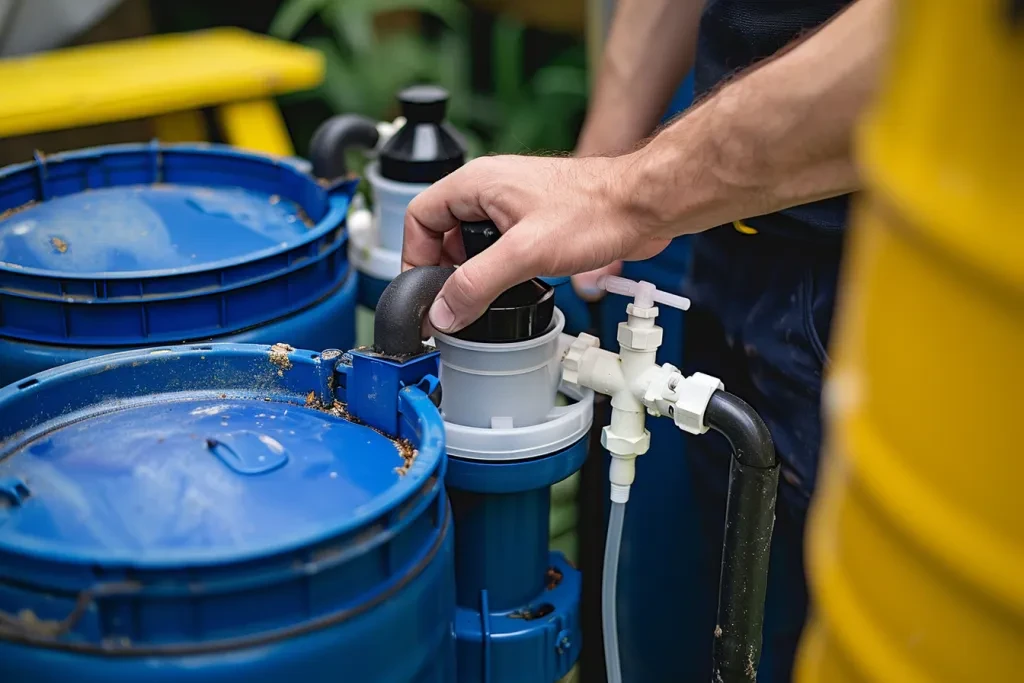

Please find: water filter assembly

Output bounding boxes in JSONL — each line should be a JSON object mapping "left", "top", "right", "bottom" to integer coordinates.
{"left": 309, "top": 86, "right": 468, "bottom": 324}
{"left": 561, "top": 276, "right": 781, "bottom": 683}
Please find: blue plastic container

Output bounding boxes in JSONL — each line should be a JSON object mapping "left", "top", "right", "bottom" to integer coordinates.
{"left": 447, "top": 440, "right": 588, "bottom": 683}
{"left": 0, "top": 342, "right": 455, "bottom": 683}
{"left": 0, "top": 144, "right": 359, "bottom": 386}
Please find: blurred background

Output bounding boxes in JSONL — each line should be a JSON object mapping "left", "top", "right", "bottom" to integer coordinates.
{"left": 0, "top": 0, "right": 596, "bottom": 166}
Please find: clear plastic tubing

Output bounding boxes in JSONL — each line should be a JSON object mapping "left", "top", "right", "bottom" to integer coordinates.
{"left": 603, "top": 501, "right": 627, "bottom": 683}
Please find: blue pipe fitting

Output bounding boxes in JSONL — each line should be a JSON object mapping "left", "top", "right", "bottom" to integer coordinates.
{"left": 445, "top": 438, "right": 589, "bottom": 683}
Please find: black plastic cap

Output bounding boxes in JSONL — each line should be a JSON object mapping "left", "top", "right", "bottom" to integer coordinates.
{"left": 379, "top": 85, "right": 466, "bottom": 184}
{"left": 453, "top": 219, "right": 555, "bottom": 344}
{"left": 398, "top": 85, "right": 449, "bottom": 123}
{"left": 455, "top": 280, "right": 555, "bottom": 343}
{"left": 460, "top": 219, "right": 501, "bottom": 259}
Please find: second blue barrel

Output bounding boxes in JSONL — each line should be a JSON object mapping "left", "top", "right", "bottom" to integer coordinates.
{"left": 0, "top": 143, "right": 359, "bottom": 386}
{"left": 0, "top": 342, "right": 453, "bottom": 682}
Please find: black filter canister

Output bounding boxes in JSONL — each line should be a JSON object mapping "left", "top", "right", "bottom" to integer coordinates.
{"left": 454, "top": 220, "right": 555, "bottom": 343}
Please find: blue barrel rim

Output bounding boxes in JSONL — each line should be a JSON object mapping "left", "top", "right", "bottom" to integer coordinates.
{"left": 0, "top": 143, "right": 349, "bottom": 280}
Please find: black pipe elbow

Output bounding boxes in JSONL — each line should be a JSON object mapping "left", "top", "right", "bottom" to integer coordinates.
{"left": 705, "top": 389, "right": 779, "bottom": 683}
{"left": 705, "top": 390, "right": 777, "bottom": 469}
{"left": 309, "top": 114, "right": 380, "bottom": 179}
{"left": 373, "top": 266, "right": 455, "bottom": 357}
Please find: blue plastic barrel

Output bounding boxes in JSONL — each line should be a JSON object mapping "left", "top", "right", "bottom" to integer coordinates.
{"left": 0, "top": 144, "right": 359, "bottom": 386}
{"left": 0, "top": 342, "right": 454, "bottom": 683}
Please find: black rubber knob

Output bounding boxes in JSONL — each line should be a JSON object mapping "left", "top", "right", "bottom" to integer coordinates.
{"left": 452, "top": 218, "right": 555, "bottom": 343}
{"left": 398, "top": 85, "right": 449, "bottom": 124}
{"left": 460, "top": 220, "right": 500, "bottom": 260}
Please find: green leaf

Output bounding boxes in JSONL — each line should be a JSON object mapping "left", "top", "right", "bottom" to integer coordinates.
{"left": 301, "top": 37, "right": 367, "bottom": 113}
{"left": 459, "top": 128, "right": 487, "bottom": 160}
{"left": 531, "top": 65, "right": 588, "bottom": 99}
{"left": 269, "top": 0, "right": 328, "bottom": 39}
{"left": 492, "top": 16, "right": 524, "bottom": 108}
{"left": 322, "top": 0, "right": 468, "bottom": 32}
{"left": 320, "top": 3, "right": 374, "bottom": 58}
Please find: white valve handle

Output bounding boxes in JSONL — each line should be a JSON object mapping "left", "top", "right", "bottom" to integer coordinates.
{"left": 598, "top": 275, "right": 690, "bottom": 311}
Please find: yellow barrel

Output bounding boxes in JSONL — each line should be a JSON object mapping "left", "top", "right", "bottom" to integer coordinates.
{"left": 798, "top": 1, "right": 1023, "bottom": 681}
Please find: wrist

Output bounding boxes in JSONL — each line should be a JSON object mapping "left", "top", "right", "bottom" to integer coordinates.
{"left": 616, "top": 99, "right": 739, "bottom": 236}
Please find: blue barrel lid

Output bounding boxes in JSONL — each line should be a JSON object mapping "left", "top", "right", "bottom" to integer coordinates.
{"left": 0, "top": 144, "right": 357, "bottom": 346}
{"left": 0, "top": 343, "right": 449, "bottom": 651}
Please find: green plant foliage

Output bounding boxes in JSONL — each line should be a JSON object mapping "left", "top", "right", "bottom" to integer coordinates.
{"left": 270, "top": 0, "right": 588, "bottom": 158}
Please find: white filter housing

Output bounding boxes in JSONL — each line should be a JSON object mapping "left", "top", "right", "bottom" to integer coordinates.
{"left": 367, "top": 162, "right": 428, "bottom": 254}
{"left": 435, "top": 307, "right": 594, "bottom": 462}
{"left": 434, "top": 308, "right": 567, "bottom": 429}
{"left": 348, "top": 162, "right": 430, "bottom": 283}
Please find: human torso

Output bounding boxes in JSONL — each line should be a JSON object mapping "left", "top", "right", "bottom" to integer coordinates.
{"left": 695, "top": 0, "right": 856, "bottom": 238}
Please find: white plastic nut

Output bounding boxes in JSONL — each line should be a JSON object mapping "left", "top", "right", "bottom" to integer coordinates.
{"left": 668, "top": 372, "right": 725, "bottom": 435}
{"left": 625, "top": 303, "right": 659, "bottom": 319}
{"left": 641, "top": 364, "right": 683, "bottom": 417}
{"left": 616, "top": 322, "right": 663, "bottom": 351}
{"left": 601, "top": 426, "right": 651, "bottom": 456}
{"left": 562, "top": 333, "right": 600, "bottom": 386}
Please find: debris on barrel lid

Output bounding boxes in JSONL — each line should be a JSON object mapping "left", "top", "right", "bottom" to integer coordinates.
{"left": 269, "top": 343, "right": 295, "bottom": 375}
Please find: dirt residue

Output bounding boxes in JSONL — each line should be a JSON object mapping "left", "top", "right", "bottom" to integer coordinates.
{"left": 0, "top": 200, "right": 37, "bottom": 223}
{"left": 304, "top": 394, "right": 418, "bottom": 476}
{"left": 269, "top": 343, "right": 295, "bottom": 376}
{"left": 294, "top": 204, "right": 314, "bottom": 228}
{"left": 509, "top": 603, "right": 555, "bottom": 621}
{"left": 50, "top": 236, "right": 68, "bottom": 253}
{"left": 393, "top": 438, "right": 417, "bottom": 476}
{"left": 546, "top": 566, "right": 564, "bottom": 590}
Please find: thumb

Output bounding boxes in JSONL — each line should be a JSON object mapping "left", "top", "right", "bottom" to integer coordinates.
{"left": 428, "top": 226, "right": 537, "bottom": 334}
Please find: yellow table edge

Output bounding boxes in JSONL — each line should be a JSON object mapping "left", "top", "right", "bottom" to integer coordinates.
{"left": 0, "top": 28, "right": 325, "bottom": 140}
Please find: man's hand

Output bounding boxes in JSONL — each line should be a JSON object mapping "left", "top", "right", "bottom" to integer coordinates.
{"left": 402, "top": 155, "right": 673, "bottom": 334}
{"left": 403, "top": 0, "right": 890, "bottom": 335}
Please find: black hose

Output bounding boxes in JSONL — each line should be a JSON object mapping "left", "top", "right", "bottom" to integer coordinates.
{"left": 705, "top": 390, "right": 780, "bottom": 683}
{"left": 309, "top": 114, "right": 380, "bottom": 179}
{"left": 373, "top": 266, "right": 455, "bottom": 357}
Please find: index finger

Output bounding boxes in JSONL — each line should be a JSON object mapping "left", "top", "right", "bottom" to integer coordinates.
{"left": 401, "top": 160, "right": 494, "bottom": 271}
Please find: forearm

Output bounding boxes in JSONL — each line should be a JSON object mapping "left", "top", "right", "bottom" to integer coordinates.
{"left": 627, "top": 0, "right": 892, "bottom": 233}
{"left": 577, "top": 0, "right": 702, "bottom": 156}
